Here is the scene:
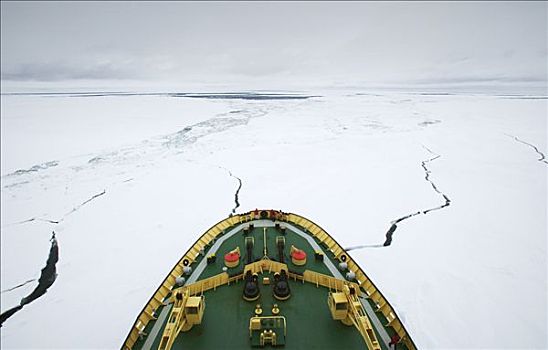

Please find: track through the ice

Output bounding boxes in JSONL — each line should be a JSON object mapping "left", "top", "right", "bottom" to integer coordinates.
{"left": 506, "top": 134, "right": 548, "bottom": 164}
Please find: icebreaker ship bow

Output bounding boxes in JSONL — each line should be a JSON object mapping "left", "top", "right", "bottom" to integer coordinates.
{"left": 122, "top": 210, "right": 416, "bottom": 350}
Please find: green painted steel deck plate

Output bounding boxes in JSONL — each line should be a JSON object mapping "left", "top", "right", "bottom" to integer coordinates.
{"left": 174, "top": 278, "right": 369, "bottom": 349}
{"left": 198, "top": 226, "right": 333, "bottom": 280}
{"left": 133, "top": 220, "right": 409, "bottom": 350}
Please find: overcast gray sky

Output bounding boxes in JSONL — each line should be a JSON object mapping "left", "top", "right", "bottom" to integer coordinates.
{"left": 1, "top": 1, "right": 547, "bottom": 86}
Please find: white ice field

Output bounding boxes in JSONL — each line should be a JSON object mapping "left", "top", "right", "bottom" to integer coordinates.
{"left": 1, "top": 86, "right": 546, "bottom": 349}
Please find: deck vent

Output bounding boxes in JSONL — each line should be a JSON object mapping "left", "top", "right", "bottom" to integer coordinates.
{"left": 346, "top": 271, "right": 356, "bottom": 281}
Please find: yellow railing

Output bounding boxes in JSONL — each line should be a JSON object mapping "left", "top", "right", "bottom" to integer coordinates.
{"left": 346, "top": 289, "right": 382, "bottom": 350}
{"left": 300, "top": 269, "right": 359, "bottom": 292}
{"left": 173, "top": 272, "right": 230, "bottom": 297}
{"left": 122, "top": 210, "right": 416, "bottom": 350}
{"left": 122, "top": 215, "right": 242, "bottom": 350}
{"left": 243, "top": 259, "right": 288, "bottom": 275}
{"left": 284, "top": 213, "right": 416, "bottom": 350}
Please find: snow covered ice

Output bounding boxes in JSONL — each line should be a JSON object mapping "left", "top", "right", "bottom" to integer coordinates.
{"left": 1, "top": 87, "right": 546, "bottom": 349}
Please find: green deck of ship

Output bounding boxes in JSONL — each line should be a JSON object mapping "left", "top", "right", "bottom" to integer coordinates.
{"left": 131, "top": 221, "right": 408, "bottom": 350}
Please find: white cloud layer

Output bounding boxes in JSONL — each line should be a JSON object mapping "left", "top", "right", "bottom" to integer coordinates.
{"left": 1, "top": 2, "right": 547, "bottom": 85}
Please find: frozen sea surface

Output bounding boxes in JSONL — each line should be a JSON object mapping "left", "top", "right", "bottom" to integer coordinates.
{"left": 1, "top": 88, "right": 546, "bottom": 348}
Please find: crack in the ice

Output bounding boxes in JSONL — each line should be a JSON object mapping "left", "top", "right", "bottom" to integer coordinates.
{"left": 506, "top": 134, "right": 548, "bottom": 164}
{"left": 3, "top": 190, "right": 106, "bottom": 228}
{"left": 230, "top": 173, "right": 243, "bottom": 215}
{"left": 0, "top": 232, "right": 59, "bottom": 327}
{"left": 345, "top": 244, "right": 384, "bottom": 251}
{"left": 64, "top": 190, "right": 106, "bottom": 217}
{"left": 381, "top": 147, "right": 451, "bottom": 246}
{"left": 11, "top": 217, "right": 38, "bottom": 225}
{"left": 3, "top": 217, "right": 60, "bottom": 229}
{"left": 382, "top": 146, "right": 451, "bottom": 246}
{"left": 347, "top": 146, "right": 451, "bottom": 250}
{"left": 217, "top": 166, "right": 243, "bottom": 215}
{"left": 1, "top": 279, "right": 37, "bottom": 294}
